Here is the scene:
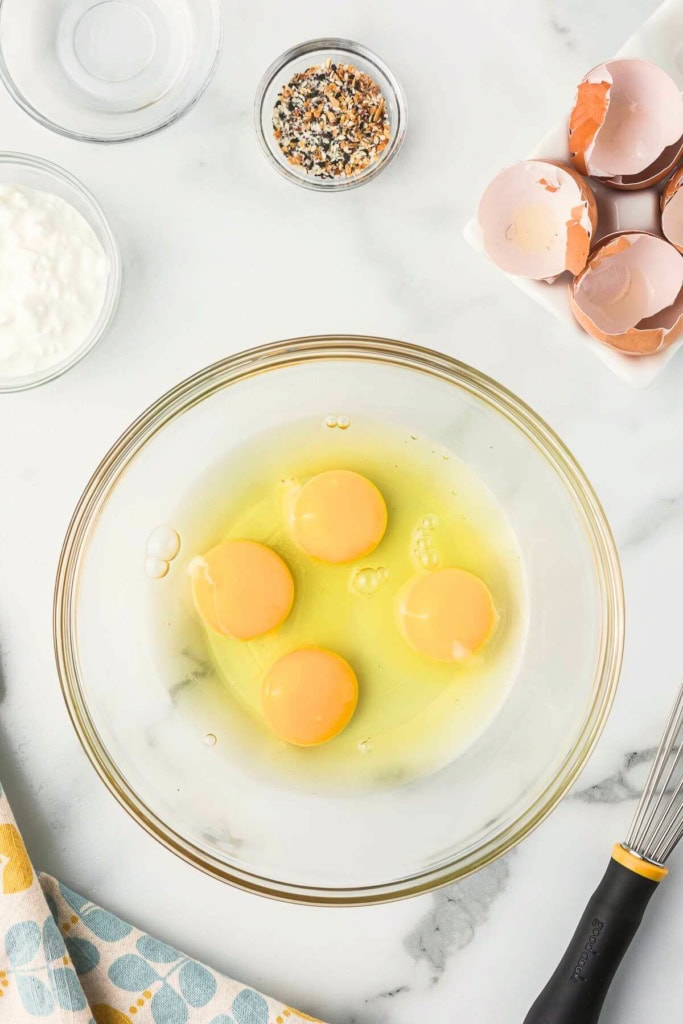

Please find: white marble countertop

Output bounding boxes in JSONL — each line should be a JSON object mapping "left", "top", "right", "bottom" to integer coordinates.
{"left": 1, "top": 0, "right": 683, "bottom": 1021}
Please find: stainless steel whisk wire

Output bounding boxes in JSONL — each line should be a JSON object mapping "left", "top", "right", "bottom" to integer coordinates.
{"left": 524, "top": 681, "right": 683, "bottom": 1024}
{"left": 625, "top": 681, "right": 683, "bottom": 865}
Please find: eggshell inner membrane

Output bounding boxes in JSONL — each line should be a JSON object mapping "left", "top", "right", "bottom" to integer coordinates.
{"left": 478, "top": 161, "right": 595, "bottom": 279}
{"left": 662, "top": 170, "right": 683, "bottom": 253}
{"left": 638, "top": 288, "right": 683, "bottom": 333}
{"left": 578, "top": 60, "right": 683, "bottom": 179}
{"left": 618, "top": 137, "right": 683, "bottom": 190}
{"left": 572, "top": 234, "right": 683, "bottom": 336}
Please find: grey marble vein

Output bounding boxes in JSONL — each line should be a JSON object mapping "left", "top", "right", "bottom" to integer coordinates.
{"left": 573, "top": 747, "right": 680, "bottom": 805}
{"left": 620, "top": 492, "right": 683, "bottom": 551}
{"left": 573, "top": 749, "right": 656, "bottom": 804}
{"left": 404, "top": 858, "right": 510, "bottom": 977}
{"left": 334, "top": 1014, "right": 387, "bottom": 1024}
{"left": 369, "top": 986, "right": 409, "bottom": 1000}
{"left": 549, "top": 15, "right": 577, "bottom": 49}
{"left": 170, "top": 646, "right": 212, "bottom": 698}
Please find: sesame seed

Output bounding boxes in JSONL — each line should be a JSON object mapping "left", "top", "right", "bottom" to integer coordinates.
{"left": 272, "top": 61, "right": 391, "bottom": 180}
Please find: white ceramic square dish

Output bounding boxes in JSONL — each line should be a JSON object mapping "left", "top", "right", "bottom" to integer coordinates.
{"left": 464, "top": 0, "right": 683, "bottom": 389}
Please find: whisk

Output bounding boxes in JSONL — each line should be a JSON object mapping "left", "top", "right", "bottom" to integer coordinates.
{"left": 524, "top": 681, "right": 683, "bottom": 1024}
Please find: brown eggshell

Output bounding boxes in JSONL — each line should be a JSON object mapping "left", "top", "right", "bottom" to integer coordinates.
{"left": 478, "top": 160, "right": 598, "bottom": 281}
{"left": 548, "top": 161, "right": 599, "bottom": 242}
{"left": 569, "top": 231, "right": 683, "bottom": 355}
{"left": 569, "top": 78, "right": 610, "bottom": 177}
{"left": 569, "top": 59, "right": 683, "bottom": 191}
{"left": 661, "top": 166, "right": 683, "bottom": 253}
{"left": 615, "top": 138, "right": 683, "bottom": 191}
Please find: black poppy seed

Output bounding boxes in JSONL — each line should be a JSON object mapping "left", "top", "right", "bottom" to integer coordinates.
{"left": 272, "top": 60, "right": 391, "bottom": 180}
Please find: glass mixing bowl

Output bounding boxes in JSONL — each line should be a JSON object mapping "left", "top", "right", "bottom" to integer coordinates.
{"left": 0, "top": 0, "right": 222, "bottom": 143}
{"left": 54, "top": 337, "right": 624, "bottom": 904}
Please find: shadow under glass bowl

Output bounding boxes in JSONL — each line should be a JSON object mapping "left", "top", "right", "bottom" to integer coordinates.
{"left": 0, "top": 153, "right": 121, "bottom": 393}
{"left": 255, "top": 38, "right": 407, "bottom": 191}
{"left": 0, "top": 0, "right": 222, "bottom": 143}
{"left": 54, "top": 337, "right": 624, "bottom": 905}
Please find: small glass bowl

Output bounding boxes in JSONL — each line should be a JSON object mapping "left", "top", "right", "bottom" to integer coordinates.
{"left": 255, "top": 38, "right": 407, "bottom": 191}
{"left": 0, "top": 153, "right": 121, "bottom": 393}
{"left": 0, "top": 0, "right": 222, "bottom": 143}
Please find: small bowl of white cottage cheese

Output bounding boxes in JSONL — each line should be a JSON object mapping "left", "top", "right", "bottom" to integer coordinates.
{"left": 0, "top": 152, "right": 120, "bottom": 392}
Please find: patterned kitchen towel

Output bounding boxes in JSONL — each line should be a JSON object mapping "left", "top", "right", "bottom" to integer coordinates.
{"left": 0, "top": 783, "right": 322, "bottom": 1024}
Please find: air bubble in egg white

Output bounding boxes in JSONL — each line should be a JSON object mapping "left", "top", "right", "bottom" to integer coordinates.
{"left": 147, "top": 526, "right": 180, "bottom": 561}
{"left": 145, "top": 556, "right": 169, "bottom": 580}
{"left": 351, "top": 566, "right": 390, "bottom": 597}
{"left": 411, "top": 513, "right": 441, "bottom": 570}
{"left": 358, "top": 738, "right": 373, "bottom": 754}
{"left": 324, "top": 415, "right": 351, "bottom": 430}
{"left": 204, "top": 733, "right": 217, "bottom": 747}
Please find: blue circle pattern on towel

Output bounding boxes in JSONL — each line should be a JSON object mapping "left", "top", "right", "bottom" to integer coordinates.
{"left": 0, "top": 780, "right": 320, "bottom": 1024}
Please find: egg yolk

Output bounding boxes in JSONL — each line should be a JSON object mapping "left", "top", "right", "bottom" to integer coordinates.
{"left": 261, "top": 647, "right": 359, "bottom": 746}
{"left": 191, "top": 539, "right": 294, "bottom": 641}
{"left": 291, "top": 469, "right": 387, "bottom": 563}
{"left": 398, "top": 568, "right": 496, "bottom": 662}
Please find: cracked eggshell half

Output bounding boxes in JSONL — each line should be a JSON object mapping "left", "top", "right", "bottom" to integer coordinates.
{"left": 569, "top": 58, "right": 683, "bottom": 190}
{"left": 569, "top": 231, "right": 683, "bottom": 355}
{"left": 477, "top": 160, "right": 597, "bottom": 281}
{"left": 662, "top": 167, "right": 683, "bottom": 253}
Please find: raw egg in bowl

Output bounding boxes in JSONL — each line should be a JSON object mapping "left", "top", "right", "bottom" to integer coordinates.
{"left": 55, "top": 337, "right": 623, "bottom": 904}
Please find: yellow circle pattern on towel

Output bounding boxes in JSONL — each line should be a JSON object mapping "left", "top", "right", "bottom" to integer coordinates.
{"left": 261, "top": 647, "right": 359, "bottom": 746}
{"left": 291, "top": 469, "right": 388, "bottom": 563}
{"left": 398, "top": 568, "right": 496, "bottom": 662}
{"left": 191, "top": 539, "right": 295, "bottom": 640}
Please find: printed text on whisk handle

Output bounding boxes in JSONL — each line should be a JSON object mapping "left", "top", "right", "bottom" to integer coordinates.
{"left": 570, "top": 918, "right": 604, "bottom": 982}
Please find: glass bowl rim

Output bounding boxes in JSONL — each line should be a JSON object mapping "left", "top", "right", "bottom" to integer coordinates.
{"left": 54, "top": 335, "right": 625, "bottom": 905}
{"left": 0, "top": 0, "right": 223, "bottom": 144}
{"left": 254, "top": 37, "right": 408, "bottom": 192}
{"left": 0, "top": 151, "right": 122, "bottom": 393}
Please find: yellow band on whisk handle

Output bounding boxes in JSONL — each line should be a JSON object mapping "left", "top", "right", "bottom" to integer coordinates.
{"left": 524, "top": 846, "right": 667, "bottom": 1023}
{"left": 611, "top": 843, "right": 669, "bottom": 882}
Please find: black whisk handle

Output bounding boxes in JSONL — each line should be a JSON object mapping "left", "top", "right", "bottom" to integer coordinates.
{"left": 523, "top": 848, "right": 666, "bottom": 1024}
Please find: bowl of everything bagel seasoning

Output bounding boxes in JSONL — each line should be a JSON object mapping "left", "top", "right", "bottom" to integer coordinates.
{"left": 255, "top": 38, "right": 406, "bottom": 191}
